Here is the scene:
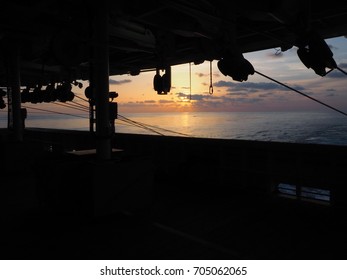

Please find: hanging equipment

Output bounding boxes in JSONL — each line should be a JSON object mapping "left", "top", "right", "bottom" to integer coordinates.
{"left": 209, "top": 60, "right": 213, "bottom": 94}
{"left": 189, "top": 62, "right": 192, "bottom": 101}
{"left": 296, "top": 31, "right": 337, "bottom": 76}
{"left": 162, "top": 66, "right": 171, "bottom": 94}
{"left": 153, "top": 68, "right": 163, "bottom": 94}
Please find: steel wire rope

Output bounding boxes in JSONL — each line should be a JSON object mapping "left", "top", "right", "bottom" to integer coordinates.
{"left": 135, "top": 120, "right": 193, "bottom": 137}
{"left": 117, "top": 117, "right": 165, "bottom": 136}
{"left": 116, "top": 115, "right": 165, "bottom": 136}
{"left": 115, "top": 120, "right": 135, "bottom": 127}
{"left": 140, "top": 122, "right": 193, "bottom": 137}
{"left": 69, "top": 100, "right": 90, "bottom": 110}
{"left": 118, "top": 114, "right": 192, "bottom": 137}
{"left": 21, "top": 99, "right": 185, "bottom": 137}
{"left": 336, "top": 66, "right": 347, "bottom": 76}
{"left": 69, "top": 92, "right": 189, "bottom": 136}
{"left": 22, "top": 105, "right": 89, "bottom": 118}
{"left": 254, "top": 70, "right": 347, "bottom": 117}
{"left": 209, "top": 60, "right": 214, "bottom": 94}
{"left": 117, "top": 113, "right": 193, "bottom": 137}
{"left": 66, "top": 94, "right": 194, "bottom": 137}
{"left": 51, "top": 101, "right": 90, "bottom": 113}
{"left": 189, "top": 62, "right": 192, "bottom": 101}
{"left": 74, "top": 94, "right": 89, "bottom": 103}
{"left": 116, "top": 118, "right": 156, "bottom": 131}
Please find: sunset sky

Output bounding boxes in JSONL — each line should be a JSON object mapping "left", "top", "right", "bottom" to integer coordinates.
{"left": 109, "top": 35, "right": 347, "bottom": 114}
{"left": 1, "top": 35, "right": 347, "bottom": 120}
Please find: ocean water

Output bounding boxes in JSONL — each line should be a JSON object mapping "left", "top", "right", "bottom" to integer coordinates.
{"left": 1, "top": 111, "right": 347, "bottom": 145}
{"left": 118, "top": 111, "right": 347, "bottom": 146}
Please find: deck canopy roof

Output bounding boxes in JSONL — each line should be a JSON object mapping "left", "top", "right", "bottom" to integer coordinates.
{"left": 0, "top": 0, "right": 347, "bottom": 87}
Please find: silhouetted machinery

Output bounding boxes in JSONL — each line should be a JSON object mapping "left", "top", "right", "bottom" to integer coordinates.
{"left": 84, "top": 85, "right": 118, "bottom": 133}
{"left": 153, "top": 66, "right": 171, "bottom": 95}
{"left": 20, "top": 82, "right": 78, "bottom": 104}
{"left": 217, "top": 52, "right": 255, "bottom": 82}
{"left": 296, "top": 31, "right": 337, "bottom": 76}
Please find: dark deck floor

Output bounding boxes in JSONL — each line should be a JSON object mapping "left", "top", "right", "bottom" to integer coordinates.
{"left": 2, "top": 187, "right": 345, "bottom": 260}
{"left": 1, "top": 129, "right": 347, "bottom": 260}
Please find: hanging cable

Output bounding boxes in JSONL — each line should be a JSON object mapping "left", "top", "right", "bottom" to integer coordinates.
{"left": 189, "top": 62, "right": 192, "bottom": 101}
{"left": 209, "top": 60, "right": 213, "bottom": 94}
{"left": 69, "top": 100, "right": 90, "bottom": 110}
{"left": 117, "top": 114, "right": 193, "bottom": 137}
{"left": 337, "top": 66, "right": 347, "bottom": 76}
{"left": 117, "top": 117, "right": 148, "bottom": 130}
{"left": 56, "top": 101, "right": 89, "bottom": 112}
{"left": 117, "top": 118, "right": 163, "bottom": 135}
{"left": 51, "top": 101, "right": 89, "bottom": 113}
{"left": 22, "top": 105, "right": 89, "bottom": 118}
{"left": 74, "top": 94, "right": 89, "bottom": 103}
{"left": 117, "top": 114, "right": 165, "bottom": 136}
{"left": 133, "top": 119, "right": 193, "bottom": 137}
{"left": 255, "top": 70, "right": 347, "bottom": 117}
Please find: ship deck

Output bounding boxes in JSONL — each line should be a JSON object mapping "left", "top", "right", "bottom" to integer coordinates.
{"left": 1, "top": 128, "right": 347, "bottom": 260}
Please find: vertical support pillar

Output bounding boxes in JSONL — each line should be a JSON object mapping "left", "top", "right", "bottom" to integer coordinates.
{"left": 89, "top": 101, "right": 95, "bottom": 133}
{"left": 91, "top": 1, "right": 111, "bottom": 160}
{"left": 7, "top": 43, "right": 23, "bottom": 142}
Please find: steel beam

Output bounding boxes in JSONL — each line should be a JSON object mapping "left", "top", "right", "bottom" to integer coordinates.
{"left": 91, "top": 1, "right": 112, "bottom": 160}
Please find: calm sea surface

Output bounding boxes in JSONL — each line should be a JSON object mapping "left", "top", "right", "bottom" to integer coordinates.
{"left": 1, "top": 111, "right": 347, "bottom": 145}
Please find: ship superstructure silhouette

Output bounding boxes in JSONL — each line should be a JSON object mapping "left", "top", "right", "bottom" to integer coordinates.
{"left": 1, "top": 0, "right": 347, "bottom": 259}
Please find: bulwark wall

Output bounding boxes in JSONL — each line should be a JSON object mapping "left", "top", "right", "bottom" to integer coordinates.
{"left": 3, "top": 128, "right": 347, "bottom": 215}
